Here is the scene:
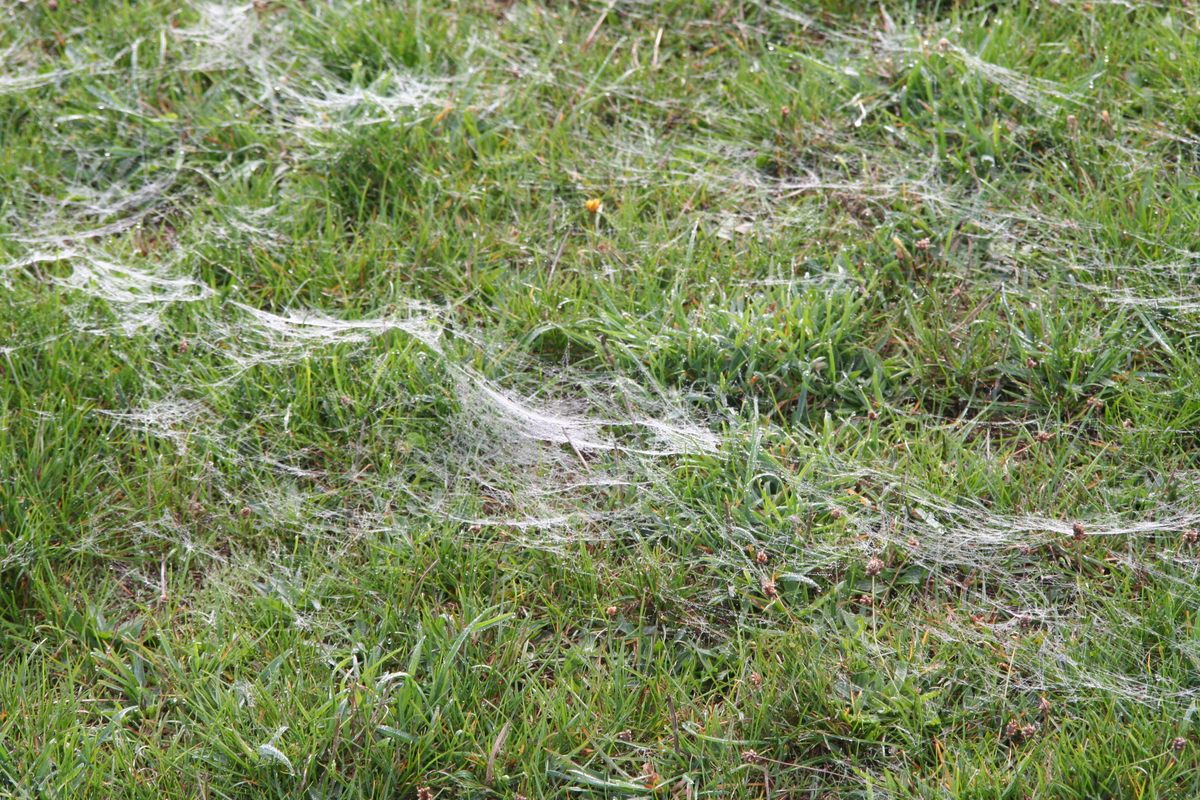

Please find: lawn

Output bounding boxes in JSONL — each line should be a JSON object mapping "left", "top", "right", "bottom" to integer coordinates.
{"left": 2, "top": 0, "right": 1199, "bottom": 797}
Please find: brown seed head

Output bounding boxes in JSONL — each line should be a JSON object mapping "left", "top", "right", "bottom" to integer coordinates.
{"left": 865, "top": 556, "right": 884, "bottom": 577}
{"left": 1072, "top": 521, "right": 1086, "bottom": 541}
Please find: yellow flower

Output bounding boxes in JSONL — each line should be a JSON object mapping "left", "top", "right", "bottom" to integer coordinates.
{"left": 584, "top": 198, "right": 602, "bottom": 214}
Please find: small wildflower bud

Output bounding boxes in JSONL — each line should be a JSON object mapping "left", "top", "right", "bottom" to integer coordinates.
{"left": 1035, "top": 430, "right": 1053, "bottom": 443}
{"left": 866, "top": 409, "right": 879, "bottom": 421}
{"left": 1072, "top": 521, "right": 1086, "bottom": 541}
{"left": 239, "top": 506, "right": 252, "bottom": 518}
{"left": 416, "top": 788, "right": 434, "bottom": 800}
{"left": 1020, "top": 723, "right": 1039, "bottom": 739}
{"left": 1100, "top": 109, "right": 1111, "bottom": 127}
{"left": 1004, "top": 720, "right": 1022, "bottom": 740}
{"left": 1171, "top": 736, "right": 1188, "bottom": 752}
{"left": 741, "top": 749, "right": 764, "bottom": 765}
{"left": 749, "top": 671, "right": 763, "bottom": 687}
{"left": 616, "top": 729, "right": 632, "bottom": 742}
{"left": 907, "top": 536, "right": 920, "bottom": 548}
{"left": 856, "top": 594, "right": 873, "bottom": 607}
{"left": 1183, "top": 529, "right": 1199, "bottom": 545}
{"left": 755, "top": 549, "right": 769, "bottom": 565}
{"left": 1026, "top": 357, "right": 1038, "bottom": 368}
{"left": 865, "top": 556, "right": 884, "bottom": 577}
{"left": 937, "top": 37, "right": 951, "bottom": 52}
{"left": 1123, "top": 418, "right": 1134, "bottom": 429}
{"left": 1087, "top": 396, "right": 1104, "bottom": 410}
{"left": 1038, "top": 696, "right": 1052, "bottom": 714}
{"left": 605, "top": 605, "right": 618, "bottom": 617}
{"left": 339, "top": 394, "right": 353, "bottom": 407}
{"left": 1066, "top": 114, "right": 1078, "bottom": 134}
{"left": 761, "top": 578, "right": 778, "bottom": 598}
{"left": 915, "top": 237, "right": 932, "bottom": 251}
{"left": 780, "top": 105, "right": 790, "bottom": 117}
{"left": 177, "top": 339, "right": 190, "bottom": 353}
{"left": 830, "top": 507, "right": 844, "bottom": 520}
{"left": 584, "top": 198, "right": 603, "bottom": 214}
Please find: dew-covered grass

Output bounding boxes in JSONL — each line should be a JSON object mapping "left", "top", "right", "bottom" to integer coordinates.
{"left": 2, "top": 1, "right": 1199, "bottom": 797}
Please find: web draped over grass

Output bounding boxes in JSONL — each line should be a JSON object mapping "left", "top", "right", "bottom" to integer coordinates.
{"left": 2, "top": 1, "right": 1199, "bottom": 798}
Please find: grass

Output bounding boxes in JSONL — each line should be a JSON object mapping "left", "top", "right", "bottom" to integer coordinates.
{"left": 2, "top": 0, "right": 1199, "bottom": 797}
